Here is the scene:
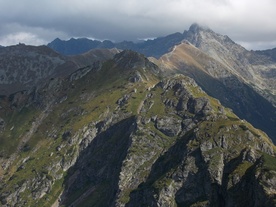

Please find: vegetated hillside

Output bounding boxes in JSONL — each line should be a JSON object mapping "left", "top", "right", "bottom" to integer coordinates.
{"left": 0, "top": 49, "right": 275, "bottom": 207}
{"left": 47, "top": 32, "right": 185, "bottom": 58}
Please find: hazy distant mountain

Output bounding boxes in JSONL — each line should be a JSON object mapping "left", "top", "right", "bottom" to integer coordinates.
{"left": 47, "top": 32, "right": 185, "bottom": 58}
{"left": 48, "top": 38, "right": 115, "bottom": 56}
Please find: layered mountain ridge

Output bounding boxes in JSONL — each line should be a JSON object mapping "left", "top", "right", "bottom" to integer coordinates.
{"left": 47, "top": 32, "right": 185, "bottom": 58}
{"left": 0, "top": 24, "right": 275, "bottom": 207}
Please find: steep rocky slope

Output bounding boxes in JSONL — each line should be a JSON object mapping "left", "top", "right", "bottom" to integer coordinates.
{"left": 155, "top": 26, "right": 276, "bottom": 143}
{"left": 0, "top": 49, "right": 275, "bottom": 207}
{"left": 182, "top": 24, "right": 276, "bottom": 106}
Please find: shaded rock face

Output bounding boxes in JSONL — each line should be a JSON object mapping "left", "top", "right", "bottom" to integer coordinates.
{"left": 61, "top": 117, "right": 136, "bottom": 207}
{"left": 155, "top": 116, "right": 182, "bottom": 137}
{"left": 187, "top": 97, "right": 212, "bottom": 116}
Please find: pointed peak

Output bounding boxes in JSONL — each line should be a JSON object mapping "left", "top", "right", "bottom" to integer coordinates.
{"left": 52, "top": 38, "right": 62, "bottom": 43}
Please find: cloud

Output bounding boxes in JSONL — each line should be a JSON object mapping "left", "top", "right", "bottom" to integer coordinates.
{"left": 0, "top": 0, "right": 275, "bottom": 50}
{"left": 0, "top": 32, "right": 43, "bottom": 46}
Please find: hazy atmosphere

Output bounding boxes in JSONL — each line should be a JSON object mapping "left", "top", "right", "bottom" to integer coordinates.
{"left": 0, "top": 0, "right": 276, "bottom": 50}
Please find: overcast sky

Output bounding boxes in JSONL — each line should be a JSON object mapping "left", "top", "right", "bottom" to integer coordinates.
{"left": 0, "top": 0, "right": 276, "bottom": 50}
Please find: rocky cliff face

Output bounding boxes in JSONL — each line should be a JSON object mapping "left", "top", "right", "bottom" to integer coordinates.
{"left": 0, "top": 48, "right": 275, "bottom": 207}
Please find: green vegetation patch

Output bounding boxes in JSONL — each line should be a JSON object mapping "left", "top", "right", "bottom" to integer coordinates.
{"left": 262, "top": 153, "right": 276, "bottom": 171}
{"left": 232, "top": 161, "right": 253, "bottom": 177}
{"left": 0, "top": 106, "right": 40, "bottom": 157}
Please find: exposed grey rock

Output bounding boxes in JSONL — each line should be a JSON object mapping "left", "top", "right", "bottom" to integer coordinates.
{"left": 155, "top": 116, "right": 182, "bottom": 137}
{"left": 117, "top": 94, "right": 130, "bottom": 106}
{"left": 187, "top": 97, "right": 212, "bottom": 115}
{"left": 129, "top": 71, "right": 143, "bottom": 83}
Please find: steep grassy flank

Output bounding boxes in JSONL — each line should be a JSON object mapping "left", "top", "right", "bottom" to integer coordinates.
{"left": 0, "top": 106, "right": 41, "bottom": 157}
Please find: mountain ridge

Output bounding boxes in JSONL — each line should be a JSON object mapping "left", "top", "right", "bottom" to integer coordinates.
{"left": 0, "top": 24, "right": 276, "bottom": 207}
{"left": 47, "top": 32, "right": 185, "bottom": 58}
{"left": 47, "top": 24, "right": 276, "bottom": 58}
{"left": 0, "top": 48, "right": 275, "bottom": 207}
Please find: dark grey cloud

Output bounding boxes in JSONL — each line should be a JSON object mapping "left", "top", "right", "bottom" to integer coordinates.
{"left": 0, "top": 0, "right": 275, "bottom": 50}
